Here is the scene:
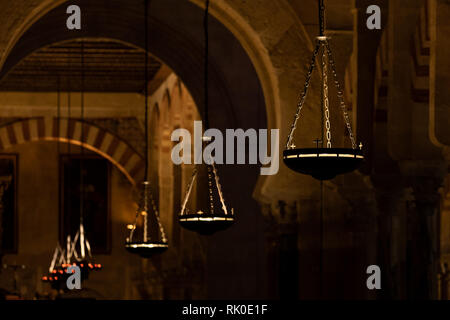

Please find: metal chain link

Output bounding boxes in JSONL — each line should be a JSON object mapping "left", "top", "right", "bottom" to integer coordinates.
{"left": 211, "top": 162, "right": 231, "bottom": 216}
{"left": 127, "top": 182, "right": 167, "bottom": 244}
{"left": 286, "top": 41, "right": 321, "bottom": 149}
{"left": 322, "top": 47, "right": 331, "bottom": 148}
{"left": 180, "top": 167, "right": 198, "bottom": 216}
{"left": 148, "top": 189, "right": 168, "bottom": 243}
{"left": 143, "top": 183, "right": 148, "bottom": 242}
{"left": 127, "top": 215, "right": 137, "bottom": 242}
{"left": 128, "top": 185, "right": 143, "bottom": 243}
{"left": 207, "top": 165, "right": 215, "bottom": 215}
{"left": 324, "top": 41, "right": 357, "bottom": 149}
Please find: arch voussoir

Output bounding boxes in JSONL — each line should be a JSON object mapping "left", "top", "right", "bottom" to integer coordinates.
{"left": 0, "top": 117, "right": 145, "bottom": 185}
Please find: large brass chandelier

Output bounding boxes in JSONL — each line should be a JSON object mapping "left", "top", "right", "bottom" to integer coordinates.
{"left": 283, "top": 0, "right": 364, "bottom": 180}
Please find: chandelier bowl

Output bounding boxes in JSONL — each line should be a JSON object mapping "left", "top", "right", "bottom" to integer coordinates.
{"left": 125, "top": 241, "right": 169, "bottom": 258}
{"left": 283, "top": 147, "right": 364, "bottom": 180}
{"left": 179, "top": 213, "right": 235, "bottom": 235}
{"left": 41, "top": 260, "right": 102, "bottom": 290}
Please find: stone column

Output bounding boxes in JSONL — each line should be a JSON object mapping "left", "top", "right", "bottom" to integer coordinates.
{"left": 262, "top": 200, "right": 299, "bottom": 299}
{"left": 401, "top": 161, "right": 445, "bottom": 299}
{"left": 353, "top": 0, "right": 388, "bottom": 173}
{"left": 0, "top": 176, "right": 12, "bottom": 267}
{"left": 334, "top": 173, "right": 379, "bottom": 300}
{"left": 430, "top": 0, "right": 450, "bottom": 147}
{"left": 430, "top": 0, "right": 450, "bottom": 298}
{"left": 372, "top": 174, "right": 409, "bottom": 299}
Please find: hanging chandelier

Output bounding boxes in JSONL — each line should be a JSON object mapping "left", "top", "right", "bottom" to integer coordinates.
{"left": 125, "top": 181, "right": 168, "bottom": 257}
{"left": 42, "top": 233, "right": 103, "bottom": 289}
{"left": 283, "top": 0, "right": 364, "bottom": 180}
{"left": 42, "top": 63, "right": 102, "bottom": 288}
{"left": 178, "top": 141, "right": 234, "bottom": 235}
{"left": 177, "top": 0, "right": 234, "bottom": 235}
{"left": 125, "top": 0, "right": 168, "bottom": 257}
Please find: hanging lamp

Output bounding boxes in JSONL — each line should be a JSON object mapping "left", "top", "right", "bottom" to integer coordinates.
{"left": 42, "top": 234, "right": 102, "bottom": 289}
{"left": 283, "top": 0, "right": 364, "bottom": 180}
{"left": 125, "top": 0, "right": 168, "bottom": 257}
{"left": 42, "top": 79, "right": 69, "bottom": 289}
{"left": 42, "top": 53, "right": 102, "bottom": 288}
{"left": 177, "top": 0, "right": 235, "bottom": 235}
{"left": 71, "top": 38, "right": 103, "bottom": 276}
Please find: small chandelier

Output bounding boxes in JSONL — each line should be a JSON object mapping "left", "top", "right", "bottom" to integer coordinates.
{"left": 283, "top": 0, "right": 364, "bottom": 180}
{"left": 178, "top": 138, "right": 234, "bottom": 235}
{"left": 125, "top": 181, "right": 168, "bottom": 257}
{"left": 177, "top": 0, "right": 235, "bottom": 235}
{"left": 124, "top": 0, "right": 168, "bottom": 257}
{"left": 42, "top": 41, "right": 103, "bottom": 288}
{"left": 42, "top": 227, "right": 103, "bottom": 289}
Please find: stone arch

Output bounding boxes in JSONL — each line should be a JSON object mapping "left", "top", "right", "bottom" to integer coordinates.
{"left": 0, "top": 0, "right": 317, "bottom": 203}
{"left": 0, "top": 117, "right": 145, "bottom": 185}
{"left": 190, "top": 0, "right": 320, "bottom": 202}
{"left": 160, "top": 88, "right": 171, "bottom": 126}
{"left": 170, "top": 80, "right": 183, "bottom": 128}
{"left": 0, "top": 0, "right": 322, "bottom": 300}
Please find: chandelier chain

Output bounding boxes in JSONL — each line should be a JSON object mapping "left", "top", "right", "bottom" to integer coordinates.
{"left": 324, "top": 41, "right": 357, "bottom": 149}
{"left": 207, "top": 165, "right": 215, "bottom": 214}
{"left": 180, "top": 167, "right": 198, "bottom": 216}
{"left": 143, "top": 184, "right": 148, "bottom": 242}
{"left": 128, "top": 208, "right": 139, "bottom": 242}
{"left": 126, "top": 0, "right": 168, "bottom": 247}
{"left": 204, "top": 0, "right": 210, "bottom": 130}
{"left": 286, "top": 41, "right": 321, "bottom": 149}
{"left": 322, "top": 47, "right": 331, "bottom": 148}
{"left": 319, "top": 0, "right": 325, "bottom": 36}
{"left": 211, "top": 162, "right": 230, "bottom": 215}
{"left": 148, "top": 188, "right": 168, "bottom": 243}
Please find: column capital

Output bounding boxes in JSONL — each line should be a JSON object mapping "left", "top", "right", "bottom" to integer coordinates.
{"left": 261, "top": 200, "right": 299, "bottom": 235}
{"left": 399, "top": 160, "right": 446, "bottom": 209}
{"left": 443, "top": 147, "right": 450, "bottom": 163}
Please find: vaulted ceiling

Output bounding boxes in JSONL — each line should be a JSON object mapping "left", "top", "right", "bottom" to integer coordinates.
{"left": 0, "top": 38, "right": 163, "bottom": 92}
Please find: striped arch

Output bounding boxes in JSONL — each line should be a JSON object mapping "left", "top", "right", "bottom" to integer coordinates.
{"left": 0, "top": 117, "right": 145, "bottom": 185}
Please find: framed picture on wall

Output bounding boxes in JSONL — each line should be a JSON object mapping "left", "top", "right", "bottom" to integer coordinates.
{"left": 0, "top": 154, "right": 18, "bottom": 254}
{"left": 59, "top": 155, "right": 111, "bottom": 254}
